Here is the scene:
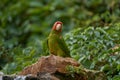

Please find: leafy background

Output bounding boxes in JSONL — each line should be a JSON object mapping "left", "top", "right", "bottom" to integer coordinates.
{"left": 0, "top": 0, "right": 120, "bottom": 79}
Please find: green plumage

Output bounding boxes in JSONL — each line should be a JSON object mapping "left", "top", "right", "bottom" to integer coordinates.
{"left": 43, "top": 21, "right": 70, "bottom": 57}
{"left": 43, "top": 30, "right": 70, "bottom": 57}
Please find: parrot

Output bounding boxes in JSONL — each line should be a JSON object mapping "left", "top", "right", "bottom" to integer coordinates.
{"left": 43, "top": 21, "right": 70, "bottom": 57}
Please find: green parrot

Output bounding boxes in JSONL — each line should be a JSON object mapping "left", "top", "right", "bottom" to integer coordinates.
{"left": 43, "top": 21, "right": 70, "bottom": 57}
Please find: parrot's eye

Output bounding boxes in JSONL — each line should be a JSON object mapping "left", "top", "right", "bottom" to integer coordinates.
{"left": 56, "top": 24, "right": 62, "bottom": 31}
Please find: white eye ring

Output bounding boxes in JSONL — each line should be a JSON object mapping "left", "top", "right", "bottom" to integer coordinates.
{"left": 56, "top": 24, "right": 61, "bottom": 30}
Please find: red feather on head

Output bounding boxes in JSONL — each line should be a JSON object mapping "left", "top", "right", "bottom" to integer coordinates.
{"left": 52, "top": 21, "right": 63, "bottom": 32}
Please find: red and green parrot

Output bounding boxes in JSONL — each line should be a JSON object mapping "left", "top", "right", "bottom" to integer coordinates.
{"left": 43, "top": 21, "right": 70, "bottom": 57}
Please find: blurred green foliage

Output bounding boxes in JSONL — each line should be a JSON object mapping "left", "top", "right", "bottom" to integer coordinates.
{"left": 0, "top": 0, "right": 120, "bottom": 79}
{"left": 65, "top": 23, "right": 120, "bottom": 79}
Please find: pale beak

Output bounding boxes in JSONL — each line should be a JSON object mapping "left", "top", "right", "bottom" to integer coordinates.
{"left": 56, "top": 24, "right": 62, "bottom": 31}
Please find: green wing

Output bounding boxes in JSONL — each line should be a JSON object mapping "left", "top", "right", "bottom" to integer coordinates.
{"left": 57, "top": 37, "right": 70, "bottom": 57}
{"left": 42, "top": 38, "right": 49, "bottom": 56}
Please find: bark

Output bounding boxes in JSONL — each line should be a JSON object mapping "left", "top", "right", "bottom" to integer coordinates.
{"left": 0, "top": 55, "right": 107, "bottom": 80}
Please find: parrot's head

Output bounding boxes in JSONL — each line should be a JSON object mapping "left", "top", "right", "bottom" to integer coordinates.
{"left": 52, "top": 21, "right": 63, "bottom": 32}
